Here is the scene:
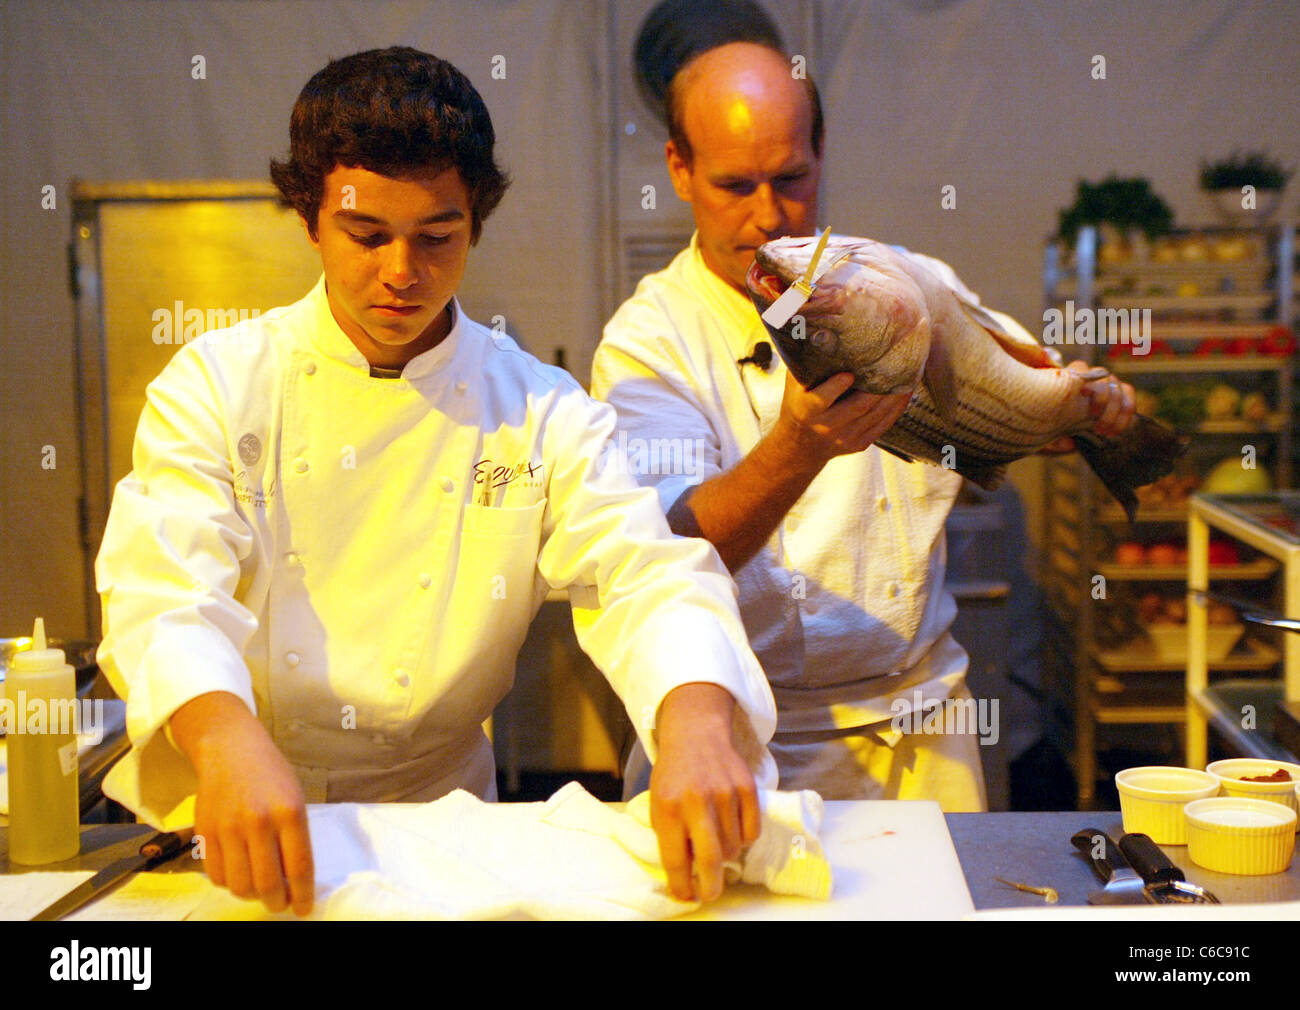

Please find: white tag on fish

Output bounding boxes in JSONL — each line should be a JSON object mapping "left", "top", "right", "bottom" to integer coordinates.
{"left": 761, "top": 280, "right": 813, "bottom": 329}
{"left": 760, "top": 227, "right": 842, "bottom": 330}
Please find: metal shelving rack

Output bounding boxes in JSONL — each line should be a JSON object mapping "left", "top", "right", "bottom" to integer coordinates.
{"left": 1042, "top": 222, "right": 1297, "bottom": 808}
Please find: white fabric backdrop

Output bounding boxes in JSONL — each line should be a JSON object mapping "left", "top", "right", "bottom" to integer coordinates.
{"left": 2, "top": 0, "right": 1297, "bottom": 636}
{"left": 0, "top": 0, "right": 614, "bottom": 635}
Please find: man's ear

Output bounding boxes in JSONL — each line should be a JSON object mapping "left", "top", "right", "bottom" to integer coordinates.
{"left": 665, "top": 140, "right": 694, "bottom": 204}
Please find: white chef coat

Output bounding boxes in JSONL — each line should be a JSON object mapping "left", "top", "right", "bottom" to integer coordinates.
{"left": 96, "top": 275, "right": 778, "bottom": 831}
{"left": 592, "top": 234, "right": 1035, "bottom": 737}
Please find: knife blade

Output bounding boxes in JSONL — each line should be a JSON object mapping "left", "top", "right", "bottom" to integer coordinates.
{"left": 1193, "top": 589, "right": 1300, "bottom": 633}
{"left": 1118, "top": 832, "right": 1220, "bottom": 904}
{"left": 1071, "top": 827, "right": 1156, "bottom": 904}
{"left": 30, "top": 830, "right": 194, "bottom": 921}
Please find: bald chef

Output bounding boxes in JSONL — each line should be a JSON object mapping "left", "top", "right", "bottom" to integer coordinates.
{"left": 593, "top": 35, "right": 1135, "bottom": 808}
{"left": 95, "top": 46, "right": 776, "bottom": 915}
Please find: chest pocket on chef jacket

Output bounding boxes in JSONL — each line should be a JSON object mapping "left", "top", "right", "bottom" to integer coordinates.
{"left": 439, "top": 500, "right": 547, "bottom": 705}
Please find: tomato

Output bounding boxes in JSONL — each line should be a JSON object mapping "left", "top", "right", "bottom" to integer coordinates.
{"left": 1257, "top": 326, "right": 1296, "bottom": 356}
{"left": 1115, "top": 542, "right": 1146, "bottom": 566}
{"left": 1146, "top": 543, "right": 1180, "bottom": 566}
{"left": 1207, "top": 540, "right": 1240, "bottom": 566}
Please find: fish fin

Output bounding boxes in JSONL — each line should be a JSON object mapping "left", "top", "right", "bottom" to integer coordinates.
{"left": 959, "top": 301, "right": 1057, "bottom": 369}
{"left": 1075, "top": 415, "right": 1190, "bottom": 521}
{"left": 922, "top": 336, "right": 960, "bottom": 424}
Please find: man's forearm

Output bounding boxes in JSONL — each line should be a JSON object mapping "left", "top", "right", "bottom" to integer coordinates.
{"left": 667, "top": 419, "right": 826, "bottom": 572}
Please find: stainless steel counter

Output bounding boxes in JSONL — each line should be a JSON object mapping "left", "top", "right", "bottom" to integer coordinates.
{"left": 946, "top": 811, "right": 1300, "bottom": 908}
{"left": 5, "top": 810, "right": 1300, "bottom": 913}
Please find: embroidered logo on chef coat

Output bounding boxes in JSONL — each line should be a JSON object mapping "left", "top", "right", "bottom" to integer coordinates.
{"left": 473, "top": 458, "right": 544, "bottom": 492}
{"left": 238, "top": 433, "right": 262, "bottom": 466}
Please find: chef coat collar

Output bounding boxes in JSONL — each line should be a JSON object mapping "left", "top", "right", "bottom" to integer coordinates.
{"left": 683, "top": 233, "right": 771, "bottom": 361}
{"left": 306, "top": 274, "right": 464, "bottom": 380}
{"left": 684, "top": 233, "right": 787, "bottom": 431}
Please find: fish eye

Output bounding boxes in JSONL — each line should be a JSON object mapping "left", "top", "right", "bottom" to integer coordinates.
{"left": 811, "top": 329, "right": 837, "bottom": 351}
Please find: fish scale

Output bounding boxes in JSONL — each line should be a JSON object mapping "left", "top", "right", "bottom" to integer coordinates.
{"left": 746, "top": 234, "right": 1187, "bottom": 517}
{"left": 874, "top": 324, "right": 1086, "bottom": 473}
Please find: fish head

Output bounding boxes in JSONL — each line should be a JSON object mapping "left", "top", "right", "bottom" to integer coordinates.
{"left": 746, "top": 234, "right": 932, "bottom": 394}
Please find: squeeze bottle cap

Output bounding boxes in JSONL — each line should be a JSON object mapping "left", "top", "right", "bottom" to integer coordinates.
{"left": 10, "top": 617, "right": 68, "bottom": 671}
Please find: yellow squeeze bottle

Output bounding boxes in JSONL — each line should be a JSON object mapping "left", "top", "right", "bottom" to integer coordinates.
{"left": 7, "top": 618, "right": 80, "bottom": 864}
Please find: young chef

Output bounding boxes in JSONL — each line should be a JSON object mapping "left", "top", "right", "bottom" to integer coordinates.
{"left": 95, "top": 46, "right": 777, "bottom": 916}
{"left": 592, "top": 27, "right": 1136, "bottom": 808}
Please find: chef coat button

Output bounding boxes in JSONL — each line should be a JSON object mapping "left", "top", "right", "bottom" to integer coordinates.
{"left": 455, "top": 380, "right": 468, "bottom": 393}
{"left": 304, "top": 360, "right": 317, "bottom": 376}
{"left": 440, "top": 477, "right": 454, "bottom": 493}
{"left": 787, "top": 516, "right": 799, "bottom": 532}
{"left": 394, "top": 670, "right": 410, "bottom": 688}
{"left": 418, "top": 573, "right": 432, "bottom": 589}
{"left": 285, "top": 552, "right": 301, "bottom": 567}
{"left": 285, "top": 651, "right": 300, "bottom": 667}
{"left": 878, "top": 496, "right": 891, "bottom": 512}
{"left": 294, "top": 458, "right": 309, "bottom": 473}
{"left": 888, "top": 582, "right": 901, "bottom": 598}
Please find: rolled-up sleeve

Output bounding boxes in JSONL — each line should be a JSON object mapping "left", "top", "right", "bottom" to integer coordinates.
{"left": 95, "top": 345, "right": 259, "bottom": 829}
{"left": 536, "top": 387, "right": 777, "bottom": 788}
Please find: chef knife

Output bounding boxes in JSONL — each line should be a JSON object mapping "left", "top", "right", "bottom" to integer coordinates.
{"left": 1118, "top": 832, "right": 1220, "bottom": 903}
{"left": 1070, "top": 827, "right": 1156, "bottom": 905}
{"left": 30, "top": 830, "right": 194, "bottom": 921}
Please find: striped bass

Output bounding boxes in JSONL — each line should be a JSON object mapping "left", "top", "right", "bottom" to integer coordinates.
{"left": 745, "top": 234, "right": 1186, "bottom": 520}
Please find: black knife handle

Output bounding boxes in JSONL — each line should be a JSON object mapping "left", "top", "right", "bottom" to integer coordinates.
{"left": 140, "top": 831, "right": 191, "bottom": 866}
{"left": 1119, "top": 833, "right": 1185, "bottom": 885}
{"left": 1071, "top": 827, "right": 1131, "bottom": 883}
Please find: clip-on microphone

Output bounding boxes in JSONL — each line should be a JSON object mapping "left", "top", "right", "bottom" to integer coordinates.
{"left": 737, "top": 341, "right": 773, "bottom": 371}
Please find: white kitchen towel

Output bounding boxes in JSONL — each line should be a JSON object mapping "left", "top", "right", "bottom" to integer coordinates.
{"left": 550, "top": 784, "right": 833, "bottom": 899}
{"left": 195, "top": 782, "right": 830, "bottom": 920}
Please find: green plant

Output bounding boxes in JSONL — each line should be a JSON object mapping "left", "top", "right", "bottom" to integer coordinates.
{"left": 1057, "top": 175, "right": 1175, "bottom": 250}
{"left": 1156, "top": 380, "right": 1213, "bottom": 429}
{"left": 1199, "top": 150, "right": 1292, "bottom": 191}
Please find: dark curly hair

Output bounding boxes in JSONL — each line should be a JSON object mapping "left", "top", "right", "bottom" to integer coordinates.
{"left": 270, "top": 47, "right": 510, "bottom": 244}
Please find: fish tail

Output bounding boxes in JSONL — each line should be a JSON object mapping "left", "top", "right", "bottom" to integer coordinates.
{"left": 1075, "top": 415, "right": 1189, "bottom": 521}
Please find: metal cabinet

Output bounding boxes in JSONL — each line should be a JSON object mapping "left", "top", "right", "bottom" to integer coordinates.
{"left": 70, "top": 181, "right": 322, "bottom": 635}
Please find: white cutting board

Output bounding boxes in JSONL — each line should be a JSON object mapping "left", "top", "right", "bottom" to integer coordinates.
{"left": 6, "top": 797, "right": 970, "bottom": 921}
{"left": 687, "top": 800, "right": 974, "bottom": 920}
{"left": 188, "top": 798, "right": 972, "bottom": 921}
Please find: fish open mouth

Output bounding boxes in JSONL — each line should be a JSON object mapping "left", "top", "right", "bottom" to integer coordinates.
{"left": 745, "top": 260, "right": 789, "bottom": 305}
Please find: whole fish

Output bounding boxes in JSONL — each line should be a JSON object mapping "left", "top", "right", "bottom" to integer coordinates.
{"left": 745, "top": 234, "right": 1186, "bottom": 520}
